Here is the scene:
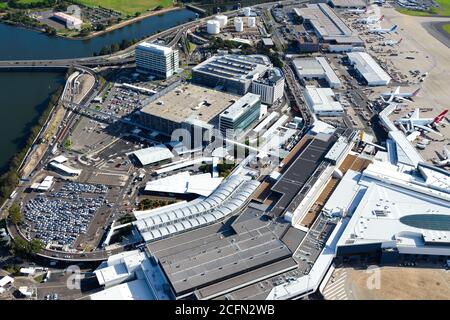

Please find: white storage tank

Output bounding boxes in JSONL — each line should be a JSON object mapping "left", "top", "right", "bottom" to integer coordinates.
{"left": 234, "top": 17, "right": 244, "bottom": 32}
{"left": 248, "top": 16, "right": 256, "bottom": 28}
{"left": 215, "top": 15, "right": 228, "bottom": 28}
{"left": 243, "top": 7, "right": 251, "bottom": 17}
{"left": 206, "top": 20, "right": 220, "bottom": 34}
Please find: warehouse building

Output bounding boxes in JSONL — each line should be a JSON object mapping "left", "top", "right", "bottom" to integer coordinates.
{"left": 293, "top": 4, "right": 364, "bottom": 46}
{"left": 219, "top": 93, "right": 262, "bottom": 139}
{"left": 135, "top": 42, "right": 179, "bottom": 79}
{"left": 304, "top": 86, "right": 344, "bottom": 117}
{"left": 53, "top": 12, "right": 83, "bottom": 30}
{"left": 347, "top": 51, "right": 391, "bottom": 86}
{"left": 293, "top": 57, "right": 341, "bottom": 88}
{"left": 128, "top": 145, "right": 174, "bottom": 167}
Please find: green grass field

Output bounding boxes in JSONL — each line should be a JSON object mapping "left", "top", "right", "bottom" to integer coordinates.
{"left": 398, "top": 0, "right": 450, "bottom": 16}
{"left": 443, "top": 23, "right": 450, "bottom": 34}
{"left": 78, "top": 0, "right": 174, "bottom": 16}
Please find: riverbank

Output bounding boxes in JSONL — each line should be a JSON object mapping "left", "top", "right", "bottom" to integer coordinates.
{"left": 0, "top": 9, "right": 197, "bottom": 60}
{"left": 0, "top": 84, "right": 64, "bottom": 206}
{"left": 0, "top": 5, "right": 182, "bottom": 41}
{"left": 80, "top": 5, "right": 181, "bottom": 40}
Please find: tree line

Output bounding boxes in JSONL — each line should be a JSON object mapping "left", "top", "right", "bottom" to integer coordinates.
{"left": 0, "top": 86, "right": 63, "bottom": 206}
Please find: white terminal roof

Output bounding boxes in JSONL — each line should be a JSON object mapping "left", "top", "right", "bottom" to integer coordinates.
{"left": 128, "top": 145, "right": 174, "bottom": 166}
{"left": 293, "top": 57, "right": 341, "bottom": 87}
{"left": 388, "top": 130, "right": 424, "bottom": 167}
{"left": 144, "top": 172, "right": 223, "bottom": 197}
{"left": 325, "top": 136, "right": 350, "bottom": 161}
{"left": 53, "top": 12, "right": 83, "bottom": 24}
{"left": 328, "top": 161, "right": 450, "bottom": 255}
{"left": 30, "top": 176, "right": 54, "bottom": 191}
{"left": 220, "top": 93, "right": 261, "bottom": 121}
{"left": 304, "top": 86, "right": 344, "bottom": 114}
{"left": 136, "top": 42, "right": 173, "bottom": 55}
{"left": 347, "top": 52, "right": 391, "bottom": 85}
{"left": 0, "top": 275, "right": 14, "bottom": 287}
{"left": 91, "top": 250, "right": 171, "bottom": 300}
{"left": 51, "top": 155, "right": 68, "bottom": 164}
{"left": 134, "top": 175, "right": 260, "bottom": 242}
{"left": 49, "top": 161, "right": 82, "bottom": 175}
{"left": 309, "top": 120, "right": 336, "bottom": 135}
{"left": 90, "top": 279, "right": 155, "bottom": 300}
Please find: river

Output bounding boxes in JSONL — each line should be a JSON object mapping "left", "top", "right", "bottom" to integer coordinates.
{"left": 0, "top": 8, "right": 197, "bottom": 60}
{"left": 0, "top": 71, "right": 65, "bottom": 172}
{"left": 0, "top": 8, "right": 197, "bottom": 172}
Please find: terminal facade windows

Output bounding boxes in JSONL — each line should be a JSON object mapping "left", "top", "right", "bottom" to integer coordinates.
{"left": 219, "top": 100, "right": 261, "bottom": 139}
{"left": 136, "top": 47, "right": 179, "bottom": 79}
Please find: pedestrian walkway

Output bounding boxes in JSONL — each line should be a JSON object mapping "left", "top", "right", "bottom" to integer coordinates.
{"left": 322, "top": 269, "right": 349, "bottom": 300}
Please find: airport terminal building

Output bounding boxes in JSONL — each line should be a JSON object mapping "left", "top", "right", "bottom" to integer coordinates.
{"left": 293, "top": 3, "right": 364, "bottom": 47}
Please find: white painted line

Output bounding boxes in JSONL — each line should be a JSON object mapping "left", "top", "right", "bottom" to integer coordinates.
{"left": 324, "top": 283, "right": 346, "bottom": 297}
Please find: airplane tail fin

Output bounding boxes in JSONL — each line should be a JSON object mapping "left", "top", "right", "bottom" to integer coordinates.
{"left": 411, "top": 88, "right": 420, "bottom": 97}
{"left": 398, "top": 38, "right": 403, "bottom": 44}
{"left": 379, "top": 15, "right": 385, "bottom": 22}
{"left": 444, "top": 146, "right": 450, "bottom": 159}
{"left": 390, "top": 24, "right": 398, "bottom": 32}
{"left": 433, "top": 109, "right": 448, "bottom": 125}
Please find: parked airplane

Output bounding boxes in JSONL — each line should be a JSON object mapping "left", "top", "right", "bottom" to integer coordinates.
{"left": 433, "top": 147, "right": 450, "bottom": 167}
{"left": 368, "top": 24, "right": 398, "bottom": 34}
{"left": 380, "top": 86, "right": 420, "bottom": 103}
{"left": 395, "top": 108, "right": 448, "bottom": 136}
{"left": 356, "top": 15, "right": 384, "bottom": 24}
{"left": 383, "top": 38, "right": 402, "bottom": 46}
{"left": 347, "top": 8, "right": 367, "bottom": 14}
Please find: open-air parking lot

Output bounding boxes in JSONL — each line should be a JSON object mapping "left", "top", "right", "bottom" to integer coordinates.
{"left": 99, "top": 86, "right": 146, "bottom": 118}
{"left": 22, "top": 182, "right": 110, "bottom": 249}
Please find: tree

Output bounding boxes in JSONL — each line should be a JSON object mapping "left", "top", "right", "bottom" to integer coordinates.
{"left": 79, "top": 24, "right": 92, "bottom": 37}
{"left": 110, "top": 43, "right": 120, "bottom": 53}
{"left": 10, "top": 238, "right": 29, "bottom": 257}
{"left": 8, "top": 203, "right": 22, "bottom": 225}
{"left": 29, "top": 239, "right": 44, "bottom": 254}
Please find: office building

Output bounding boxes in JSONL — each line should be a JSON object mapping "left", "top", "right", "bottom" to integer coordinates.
{"left": 219, "top": 93, "right": 262, "bottom": 139}
{"left": 251, "top": 68, "right": 285, "bottom": 105}
{"left": 135, "top": 42, "right": 179, "bottom": 79}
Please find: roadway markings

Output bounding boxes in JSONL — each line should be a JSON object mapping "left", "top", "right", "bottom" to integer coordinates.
{"left": 322, "top": 269, "right": 349, "bottom": 300}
